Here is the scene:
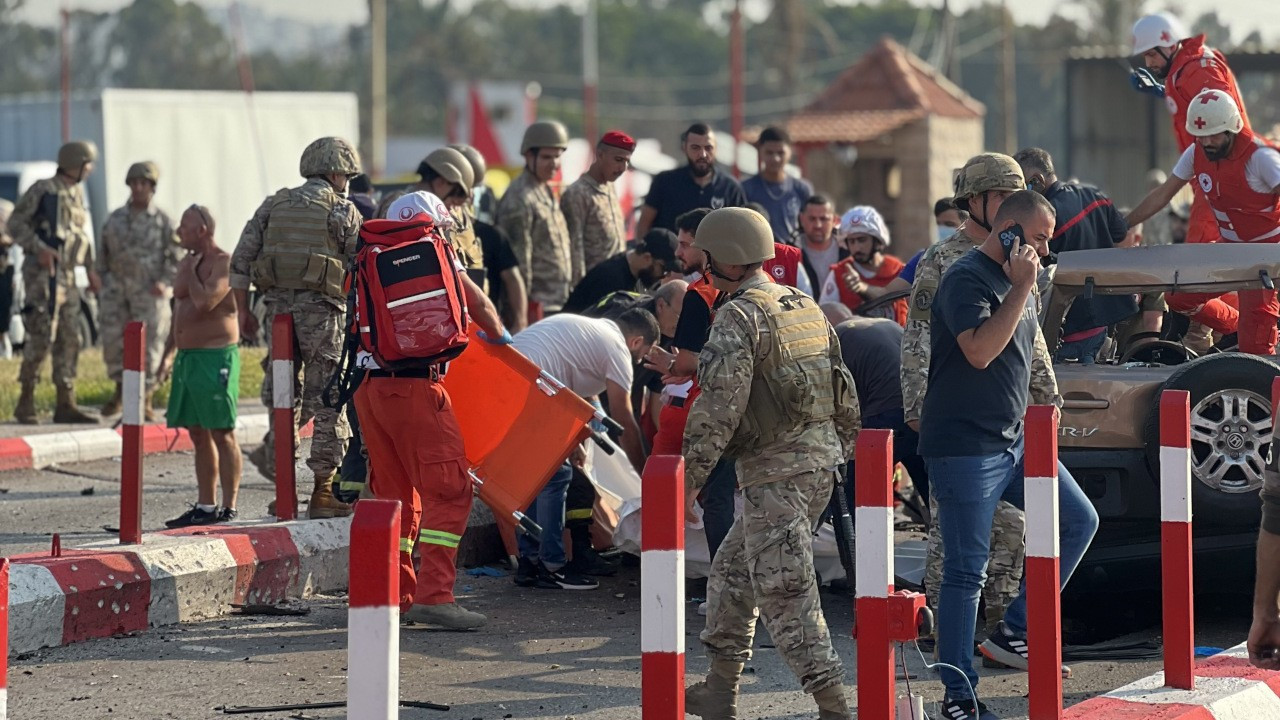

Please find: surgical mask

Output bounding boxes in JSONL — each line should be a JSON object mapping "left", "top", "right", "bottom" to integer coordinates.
{"left": 936, "top": 225, "right": 958, "bottom": 243}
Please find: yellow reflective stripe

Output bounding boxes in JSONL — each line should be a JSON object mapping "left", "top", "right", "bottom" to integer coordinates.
{"left": 399, "top": 537, "right": 414, "bottom": 553}
{"left": 418, "top": 529, "right": 461, "bottom": 548}
{"left": 339, "top": 481, "right": 365, "bottom": 491}
{"left": 565, "top": 509, "right": 594, "bottom": 520}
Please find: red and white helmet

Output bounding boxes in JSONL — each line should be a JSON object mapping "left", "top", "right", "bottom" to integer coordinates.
{"left": 1131, "top": 13, "right": 1187, "bottom": 56}
{"left": 1185, "top": 89, "right": 1244, "bottom": 137}
{"left": 838, "top": 205, "right": 890, "bottom": 247}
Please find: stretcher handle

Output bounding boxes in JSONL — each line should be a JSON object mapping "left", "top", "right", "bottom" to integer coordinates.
{"left": 513, "top": 510, "right": 543, "bottom": 537}
{"left": 591, "top": 429, "right": 616, "bottom": 454}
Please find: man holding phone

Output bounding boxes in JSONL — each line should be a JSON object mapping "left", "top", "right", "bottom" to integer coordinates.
{"left": 920, "top": 190, "right": 1099, "bottom": 720}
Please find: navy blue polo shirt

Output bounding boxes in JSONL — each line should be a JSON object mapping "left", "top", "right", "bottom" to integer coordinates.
{"left": 644, "top": 165, "right": 746, "bottom": 233}
{"left": 1044, "top": 181, "right": 1137, "bottom": 334}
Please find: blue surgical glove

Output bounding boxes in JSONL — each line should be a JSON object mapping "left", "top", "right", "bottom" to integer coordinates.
{"left": 477, "top": 328, "right": 514, "bottom": 345}
{"left": 1130, "top": 68, "right": 1166, "bottom": 98}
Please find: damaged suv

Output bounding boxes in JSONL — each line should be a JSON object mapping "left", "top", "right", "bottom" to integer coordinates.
{"left": 1042, "top": 243, "right": 1278, "bottom": 596}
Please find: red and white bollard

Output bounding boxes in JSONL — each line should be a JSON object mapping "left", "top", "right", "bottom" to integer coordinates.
{"left": 641, "top": 455, "right": 685, "bottom": 720}
{"left": 855, "top": 429, "right": 896, "bottom": 720}
{"left": 1025, "top": 405, "right": 1063, "bottom": 719}
{"left": 1, "top": 557, "right": 9, "bottom": 720}
{"left": 120, "top": 321, "right": 146, "bottom": 545}
{"left": 347, "top": 499, "right": 401, "bottom": 720}
{"left": 1160, "top": 389, "right": 1195, "bottom": 690}
{"left": 272, "top": 314, "right": 297, "bottom": 521}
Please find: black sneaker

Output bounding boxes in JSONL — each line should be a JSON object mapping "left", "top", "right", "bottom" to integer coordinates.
{"left": 217, "top": 508, "right": 238, "bottom": 523}
{"left": 939, "top": 696, "right": 1000, "bottom": 720}
{"left": 165, "top": 505, "right": 220, "bottom": 528}
{"left": 538, "top": 565, "right": 598, "bottom": 591}
{"left": 564, "top": 548, "right": 619, "bottom": 577}
{"left": 515, "top": 556, "right": 542, "bottom": 587}
{"left": 979, "top": 620, "right": 1029, "bottom": 670}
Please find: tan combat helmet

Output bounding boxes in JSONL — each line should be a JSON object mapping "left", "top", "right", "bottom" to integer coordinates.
{"left": 520, "top": 120, "right": 570, "bottom": 155}
{"left": 420, "top": 147, "right": 474, "bottom": 198}
{"left": 126, "top": 161, "right": 159, "bottom": 185}
{"left": 57, "top": 140, "right": 98, "bottom": 172}
{"left": 693, "top": 207, "right": 776, "bottom": 265}
{"left": 299, "top": 136, "right": 361, "bottom": 178}
{"left": 448, "top": 143, "right": 487, "bottom": 189}
{"left": 952, "top": 152, "right": 1025, "bottom": 213}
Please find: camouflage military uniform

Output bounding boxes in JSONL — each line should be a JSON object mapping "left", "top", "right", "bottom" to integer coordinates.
{"left": 560, "top": 173, "right": 625, "bottom": 274}
{"left": 99, "top": 203, "right": 179, "bottom": 388}
{"left": 450, "top": 204, "right": 487, "bottom": 292}
{"left": 903, "top": 225, "right": 1060, "bottom": 626}
{"left": 230, "top": 177, "right": 361, "bottom": 479}
{"left": 685, "top": 275, "right": 860, "bottom": 697}
{"left": 496, "top": 170, "right": 575, "bottom": 312}
{"left": 7, "top": 177, "right": 95, "bottom": 391}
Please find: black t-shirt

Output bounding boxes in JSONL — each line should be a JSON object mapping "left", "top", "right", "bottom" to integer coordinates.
{"left": 919, "top": 249, "right": 1039, "bottom": 457}
{"left": 563, "top": 252, "right": 636, "bottom": 314}
{"left": 835, "top": 317, "right": 904, "bottom": 419}
{"left": 673, "top": 284, "right": 715, "bottom": 353}
{"left": 1043, "top": 181, "right": 1137, "bottom": 333}
{"left": 644, "top": 166, "right": 747, "bottom": 233}
{"left": 478, "top": 220, "right": 519, "bottom": 305}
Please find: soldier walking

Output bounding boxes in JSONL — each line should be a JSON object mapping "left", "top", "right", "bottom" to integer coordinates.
{"left": 232, "top": 137, "right": 362, "bottom": 519}
{"left": 99, "top": 162, "right": 179, "bottom": 420}
{"left": 6, "top": 141, "right": 101, "bottom": 425}
{"left": 682, "top": 208, "right": 859, "bottom": 720}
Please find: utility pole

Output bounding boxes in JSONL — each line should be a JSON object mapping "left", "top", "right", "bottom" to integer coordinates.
{"left": 729, "top": 0, "right": 744, "bottom": 178}
{"left": 370, "top": 0, "right": 387, "bottom": 178}
{"left": 582, "top": 0, "right": 599, "bottom": 146}
{"left": 60, "top": 6, "right": 70, "bottom": 142}
{"left": 1000, "top": 0, "right": 1017, "bottom": 153}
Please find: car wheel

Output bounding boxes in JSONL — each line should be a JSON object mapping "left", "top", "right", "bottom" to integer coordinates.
{"left": 1142, "top": 353, "right": 1280, "bottom": 529}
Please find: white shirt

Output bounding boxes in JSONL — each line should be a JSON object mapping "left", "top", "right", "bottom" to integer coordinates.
{"left": 801, "top": 240, "right": 841, "bottom": 291}
{"left": 1172, "top": 143, "right": 1280, "bottom": 194}
{"left": 512, "top": 314, "right": 634, "bottom": 398}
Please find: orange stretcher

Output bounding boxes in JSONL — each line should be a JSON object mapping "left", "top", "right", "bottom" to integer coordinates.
{"left": 442, "top": 339, "right": 616, "bottom": 536}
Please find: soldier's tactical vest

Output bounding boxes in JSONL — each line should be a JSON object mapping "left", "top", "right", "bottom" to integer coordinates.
{"left": 451, "top": 205, "right": 487, "bottom": 293}
{"left": 723, "top": 282, "right": 836, "bottom": 456}
{"left": 251, "top": 186, "right": 346, "bottom": 298}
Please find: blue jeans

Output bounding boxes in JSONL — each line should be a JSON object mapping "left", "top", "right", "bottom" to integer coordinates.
{"left": 1055, "top": 330, "right": 1107, "bottom": 365}
{"left": 701, "top": 458, "right": 737, "bottom": 561}
{"left": 518, "top": 462, "right": 574, "bottom": 571}
{"left": 926, "top": 438, "right": 1099, "bottom": 700}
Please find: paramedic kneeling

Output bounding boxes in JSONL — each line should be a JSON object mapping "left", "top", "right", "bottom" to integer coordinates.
{"left": 352, "top": 191, "right": 510, "bottom": 631}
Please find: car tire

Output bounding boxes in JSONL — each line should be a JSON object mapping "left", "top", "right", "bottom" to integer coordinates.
{"left": 1141, "top": 353, "right": 1280, "bottom": 529}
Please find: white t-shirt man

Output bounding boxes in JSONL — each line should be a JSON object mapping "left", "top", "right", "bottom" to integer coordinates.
{"left": 1172, "top": 143, "right": 1280, "bottom": 194}
{"left": 512, "top": 314, "right": 634, "bottom": 398}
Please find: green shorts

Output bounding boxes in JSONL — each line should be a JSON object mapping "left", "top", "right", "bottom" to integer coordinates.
{"left": 166, "top": 345, "right": 240, "bottom": 430}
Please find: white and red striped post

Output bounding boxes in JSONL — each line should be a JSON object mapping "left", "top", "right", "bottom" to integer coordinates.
{"left": 855, "top": 429, "right": 895, "bottom": 720}
{"left": 1025, "top": 405, "right": 1063, "bottom": 719}
{"left": 1, "top": 557, "right": 9, "bottom": 720}
{"left": 272, "top": 314, "right": 297, "bottom": 521}
{"left": 641, "top": 455, "right": 685, "bottom": 719}
{"left": 120, "top": 321, "right": 146, "bottom": 545}
{"left": 347, "top": 499, "right": 401, "bottom": 720}
{"left": 1161, "top": 389, "right": 1195, "bottom": 690}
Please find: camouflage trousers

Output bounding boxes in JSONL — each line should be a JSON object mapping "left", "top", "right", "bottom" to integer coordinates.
{"left": 100, "top": 279, "right": 170, "bottom": 388}
{"left": 701, "top": 468, "right": 845, "bottom": 694}
{"left": 258, "top": 293, "right": 350, "bottom": 479}
{"left": 18, "top": 261, "right": 80, "bottom": 390}
{"left": 924, "top": 495, "right": 1025, "bottom": 631}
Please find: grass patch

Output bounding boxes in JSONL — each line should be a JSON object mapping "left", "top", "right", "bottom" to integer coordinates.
{"left": 0, "top": 346, "right": 267, "bottom": 421}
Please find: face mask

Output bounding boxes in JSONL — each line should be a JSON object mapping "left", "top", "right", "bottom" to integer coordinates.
{"left": 936, "top": 225, "right": 957, "bottom": 243}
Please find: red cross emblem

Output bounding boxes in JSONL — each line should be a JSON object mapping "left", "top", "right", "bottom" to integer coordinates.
{"left": 1199, "top": 92, "right": 1220, "bottom": 104}
{"left": 1194, "top": 116, "right": 1207, "bottom": 130}
{"left": 1160, "top": 30, "right": 1172, "bottom": 42}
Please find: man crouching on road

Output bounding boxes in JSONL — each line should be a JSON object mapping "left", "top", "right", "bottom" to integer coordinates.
{"left": 158, "top": 205, "right": 242, "bottom": 528}
{"left": 682, "top": 207, "right": 861, "bottom": 720}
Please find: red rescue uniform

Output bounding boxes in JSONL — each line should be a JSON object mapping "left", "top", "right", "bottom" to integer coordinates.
{"left": 650, "top": 274, "right": 720, "bottom": 457}
{"left": 763, "top": 242, "right": 802, "bottom": 286}
{"left": 829, "top": 254, "right": 908, "bottom": 326}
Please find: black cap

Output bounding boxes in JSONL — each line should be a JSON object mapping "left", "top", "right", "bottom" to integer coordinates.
{"left": 638, "top": 228, "right": 680, "bottom": 266}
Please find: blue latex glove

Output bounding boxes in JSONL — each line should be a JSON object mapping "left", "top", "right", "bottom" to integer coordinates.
{"left": 1130, "top": 68, "right": 1166, "bottom": 98}
{"left": 477, "top": 328, "right": 513, "bottom": 345}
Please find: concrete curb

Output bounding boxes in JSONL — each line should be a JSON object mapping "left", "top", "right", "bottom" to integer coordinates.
{"left": 1066, "top": 645, "right": 1280, "bottom": 719}
{"left": 0, "top": 414, "right": 314, "bottom": 471}
{"left": 6, "top": 516, "right": 350, "bottom": 655}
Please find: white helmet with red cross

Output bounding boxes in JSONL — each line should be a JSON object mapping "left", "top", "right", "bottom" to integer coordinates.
{"left": 1186, "top": 89, "right": 1244, "bottom": 137}
{"left": 1131, "top": 13, "right": 1187, "bottom": 56}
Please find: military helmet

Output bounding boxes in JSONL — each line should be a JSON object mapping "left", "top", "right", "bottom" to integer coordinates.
{"left": 299, "top": 136, "right": 361, "bottom": 178}
{"left": 520, "top": 120, "right": 570, "bottom": 155}
{"left": 952, "top": 152, "right": 1025, "bottom": 212}
{"left": 57, "top": 140, "right": 98, "bottom": 171}
{"left": 126, "top": 161, "right": 159, "bottom": 185}
{"left": 448, "top": 144, "right": 487, "bottom": 188}
{"left": 692, "top": 207, "right": 776, "bottom": 265}
{"left": 419, "top": 147, "right": 474, "bottom": 197}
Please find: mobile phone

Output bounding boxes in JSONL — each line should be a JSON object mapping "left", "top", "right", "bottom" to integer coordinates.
{"left": 998, "top": 223, "right": 1025, "bottom": 262}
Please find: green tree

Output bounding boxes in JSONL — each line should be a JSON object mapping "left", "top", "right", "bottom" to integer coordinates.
{"left": 107, "top": 0, "right": 236, "bottom": 89}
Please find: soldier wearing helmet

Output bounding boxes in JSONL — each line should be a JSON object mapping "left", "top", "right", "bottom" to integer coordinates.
{"left": 900, "top": 152, "right": 1049, "bottom": 640}
{"left": 416, "top": 146, "right": 487, "bottom": 293}
{"left": 818, "top": 205, "right": 907, "bottom": 325}
{"left": 98, "top": 161, "right": 179, "bottom": 421}
{"left": 231, "top": 136, "right": 363, "bottom": 519}
{"left": 6, "top": 140, "right": 101, "bottom": 424}
{"left": 496, "top": 120, "right": 576, "bottom": 315}
{"left": 1128, "top": 12, "right": 1250, "bottom": 246}
{"left": 561, "top": 130, "right": 634, "bottom": 274}
{"left": 1128, "top": 89, "right": 1280, "bottom": 355}
{"left": 680, "top": 208, "right": 859, "bottom": 720}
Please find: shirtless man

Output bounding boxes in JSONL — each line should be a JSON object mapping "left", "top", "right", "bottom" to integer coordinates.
{"left": 157, "top": 205, "right": 242, "bottom": 527}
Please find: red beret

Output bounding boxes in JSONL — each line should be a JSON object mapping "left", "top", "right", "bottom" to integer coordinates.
{"left": 600, "top": 130, "right": 636, "bottom": 152}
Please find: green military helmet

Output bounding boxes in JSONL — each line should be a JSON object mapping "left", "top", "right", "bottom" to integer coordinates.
{"left": 520, "top": 120, "right": 570, "bottom": 155}
{"left": 693, "top": 207, "right": 776, "bottom": 265}
{"left": 125, "top": 161, "right": 159, "bottom": 185}
{"left": 299, "top": 136, "right": 361, "bottom": 178}
{"left": 57, "top": 140, "right": 98, "bottom": 171}
{"left": 419, "top": 147, "right": 474, "bottom": 198}
{"left": 448, "top": 143, "right": 487, "bottom": 188}
{"left": 952, "top": 152, "right": 1024, "bottom": 212}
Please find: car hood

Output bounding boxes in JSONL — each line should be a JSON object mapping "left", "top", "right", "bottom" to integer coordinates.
{"left": 1052, "top": 244, "right": 1280, "bottom": 294}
